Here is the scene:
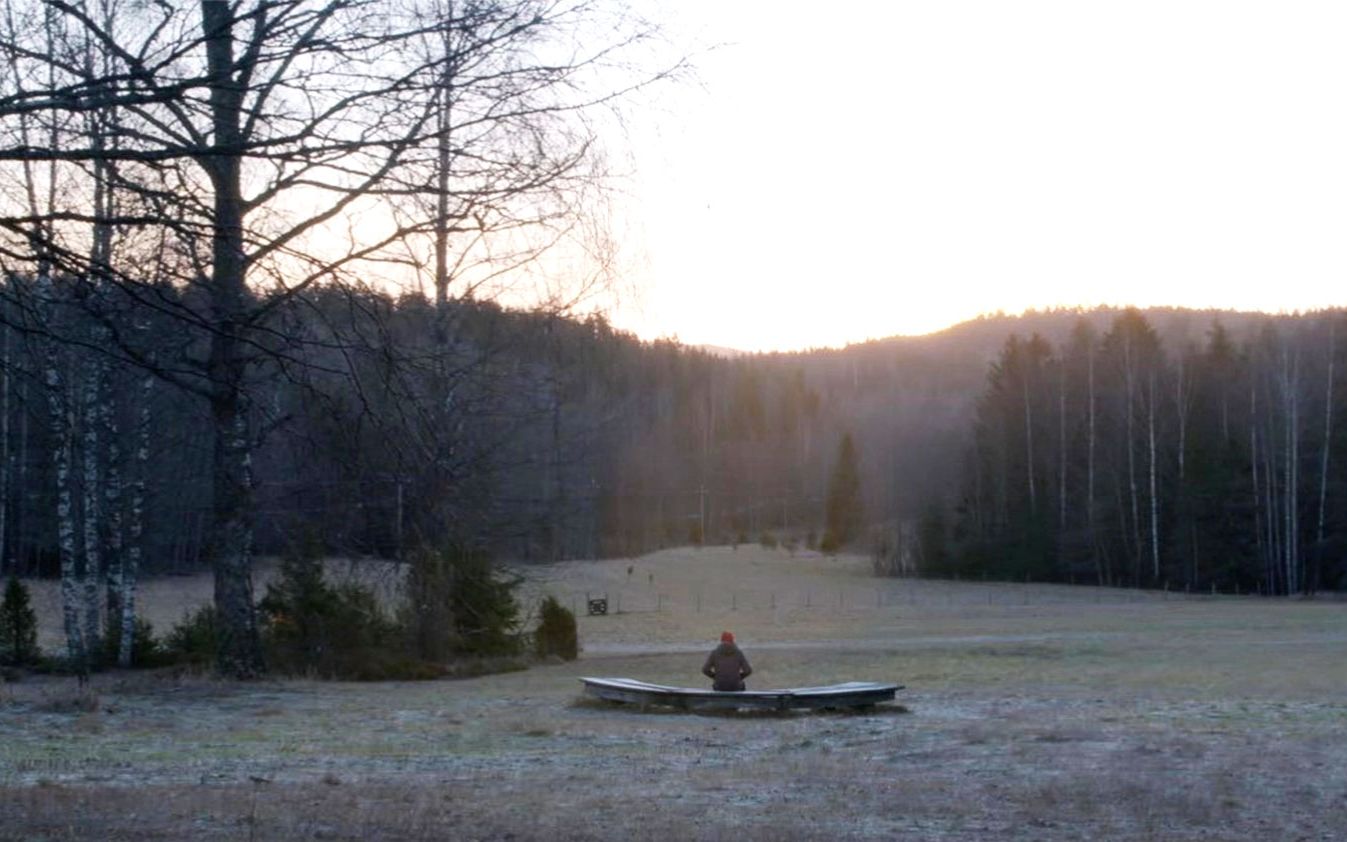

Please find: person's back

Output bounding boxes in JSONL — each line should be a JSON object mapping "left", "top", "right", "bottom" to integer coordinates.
{"left": 702, "top": 631, "right": 752, "bottom": 692}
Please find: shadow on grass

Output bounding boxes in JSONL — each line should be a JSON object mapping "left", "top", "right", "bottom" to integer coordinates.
{"left": 570, "top": 694, "right": 911, "bottom": 718}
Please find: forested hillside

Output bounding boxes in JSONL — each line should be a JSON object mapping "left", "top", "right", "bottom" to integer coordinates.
{"left": 935, "top": 309, "right": 1346, "bottom": 595}
{"left": 3, "top": 285, "right": 1340, "bottom": 598}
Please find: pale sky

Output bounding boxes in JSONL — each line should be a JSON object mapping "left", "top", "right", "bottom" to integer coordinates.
{"left": 610, "top": 0, "right": 1347, "bottom": 352}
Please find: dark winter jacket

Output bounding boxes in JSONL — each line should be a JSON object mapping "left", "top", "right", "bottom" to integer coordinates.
{"left": 701, "top": 642, "right": 752, "bottom": 691}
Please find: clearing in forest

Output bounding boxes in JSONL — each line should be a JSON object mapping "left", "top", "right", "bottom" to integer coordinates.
{"left": 4, "top": 545, "right": 1346, "bottom": 841}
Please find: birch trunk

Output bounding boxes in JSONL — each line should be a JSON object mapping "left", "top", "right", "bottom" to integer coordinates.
{"left": 120, "top": 371, "right": 152, "bottom": 667}
{"left": 1276, "top": 344, "right": 1298, "bottom": 595}
{"left": 1148, "top": 372, "right": 1160, "bottom": 582}
{"left": 1283, "top": 348, "right": 1299, "bottom": 594}
{"left": 1088, "top": 340, "right": 1099, "bottom": 584}
{"left": 1058, "top": 360, "right": 1066, "bottom": 531}
{"left": 17, "top": 373, "right": 27, "bottom": 576}
{"left": 1250, "top": 379, "right": 1263, "bottom": 588}
{"left": 79, "top": 357, "right": 103, "bottom": 654}
{"left": 1124, "top": 339, "right": 1141, "bottom": 581}
{"left": 1023, "top": 371, "right": 1036, "bottom": 515}
{"left": 46, "top": 340, "right": 85, "bottom": 667}
{"left": 1262, "top": 387, "right": 1281, "bottom": 592}
{"left": 1316, "top": 324, "right": 1335, "bottom": 562}
{"left": 102, "top": 363, "right": 125, "bottom": 662}
{"left": 1175, "top": 354, "right": 1189, "bottom": 482}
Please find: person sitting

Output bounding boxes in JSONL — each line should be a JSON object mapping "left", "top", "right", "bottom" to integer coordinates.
{"left": 702, "top": 631, "right": 752, "bottom": 692}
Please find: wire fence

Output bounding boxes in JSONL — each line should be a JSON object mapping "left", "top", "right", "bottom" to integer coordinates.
{"left": 557, "top": 578, "right": 1272, "bottom": 618}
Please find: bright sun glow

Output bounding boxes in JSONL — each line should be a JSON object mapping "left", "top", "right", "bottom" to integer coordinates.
{"left": 611, "top": 0, "right": 1347, "bottom": 352}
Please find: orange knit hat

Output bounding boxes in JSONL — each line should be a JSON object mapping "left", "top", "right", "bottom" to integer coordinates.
{"left": 720, "top": 631, "right": 734, "bottom": 644}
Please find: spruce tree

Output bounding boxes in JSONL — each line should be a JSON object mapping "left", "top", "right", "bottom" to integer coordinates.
{"left": 0, "top": 576, "right": 39, "bottom": 666}
{"left": 822, "top": 432, "right": 864, "bottom": 552}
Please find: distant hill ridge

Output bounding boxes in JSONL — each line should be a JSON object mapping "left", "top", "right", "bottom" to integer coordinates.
{"left": 701, "top": 306, "right": 1343, "bottom": 363}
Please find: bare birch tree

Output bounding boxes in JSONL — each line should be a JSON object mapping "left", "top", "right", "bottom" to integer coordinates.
{"left": 1, "top": 0, "right": 676, "bottom": 676}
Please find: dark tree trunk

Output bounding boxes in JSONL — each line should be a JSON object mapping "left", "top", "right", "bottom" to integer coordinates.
{"left": 203, "top": 0, "right": 263, "bottom": 678}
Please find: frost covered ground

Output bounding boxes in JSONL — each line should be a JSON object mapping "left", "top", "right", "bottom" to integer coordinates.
{"left": 3, "top": 546, "right": 1346, "bottom": 840}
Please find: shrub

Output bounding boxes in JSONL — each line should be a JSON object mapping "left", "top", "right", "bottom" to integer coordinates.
{"left": 259, "top": 551, "right": 400, "bottom": 679}
{"left": 534, "top": 595, "right": 578, "bottom": 661}
{"left": 687, "top": 522, "right": 703, "bottom": 546}
{"left": 819, "top": 531, "right": 840, "bottom": 554}
{"left": 0, "top": 577, "right": 39, "bottom": 667}
{"left": 333, "top": 648, "right": 447, "bottom": 682}
{"left": 101, "top": 617, "right": 167, "bottom": 669}
{"left": 163, "top": 605, "right": 220, "bottom": 667}
{"left": 759, "top": 532, "right": 778, "bottom": 550}
{"left": 403, "top": 544, "right": 522, "bottom": 661}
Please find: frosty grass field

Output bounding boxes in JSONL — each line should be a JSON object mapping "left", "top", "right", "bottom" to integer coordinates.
{"left": 3, "top": 545, "right": 1346, "bottom": 840}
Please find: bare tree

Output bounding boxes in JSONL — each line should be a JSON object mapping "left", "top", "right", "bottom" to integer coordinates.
{"left": 1, "top": 0, "right": 676, "bottom": 675}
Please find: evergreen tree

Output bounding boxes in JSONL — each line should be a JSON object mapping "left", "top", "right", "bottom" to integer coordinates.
{"left": 0, "top": 576, "right": 39, "bottom": 666}
{"left": 822, "top": 432, "right": 863, "bottom": 552}
{"left": 917, "top": 503, "right": 951, "bottom": 575}
{"left": 534, "top": 595, "right": 578, "bottom": 661}
{"left": 404, "top": 544, "right": 522, "bottom": 660}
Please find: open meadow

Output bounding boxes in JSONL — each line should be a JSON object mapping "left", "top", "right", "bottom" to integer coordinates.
{"left": 3, "top": 545, "right": 1346, "bottom": 840}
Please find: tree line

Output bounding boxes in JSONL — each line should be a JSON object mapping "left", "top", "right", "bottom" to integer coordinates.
{"left": 933, "top": 309, "right": 1345, "bottom": 595}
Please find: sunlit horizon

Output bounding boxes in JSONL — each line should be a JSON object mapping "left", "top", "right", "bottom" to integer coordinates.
{"left": 608, "top": 0, "right": 1347, "bottom": 354}
{"left": 615, "top": 297, "right": 1344, "bottom": 355}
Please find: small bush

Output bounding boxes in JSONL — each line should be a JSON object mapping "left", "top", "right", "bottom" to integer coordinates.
{"left": 163, "top": 605, "right": 220, "bottom": 668}
{"left": 759, "top": 532, "right": 778, "bottom": 550}
{"left": 403, "top": 544, "right": 522, "bottom": 661}
{"left": 0, "top": 577, "right": 39, "bottom": 667}
{"left": 819, "top": 531, "right": 840, "bottom": 554}
{"left": 259, "top": 551, "right": 400, "bottom": 679}
{"left": 334, "top": 648, "right": 447, "bottom": 682}
{"left": 101, "top": 617, "right": 167, "bottom": 669}
{"left": 534, "top": 595, "right": 578, "bottom": 661}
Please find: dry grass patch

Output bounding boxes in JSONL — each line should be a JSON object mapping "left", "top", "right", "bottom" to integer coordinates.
{"left": 4, "top": 546, "right": 1347, "bottom": 841}
{"left": 32, "top": 685, "right": 100, "bottom": 714}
